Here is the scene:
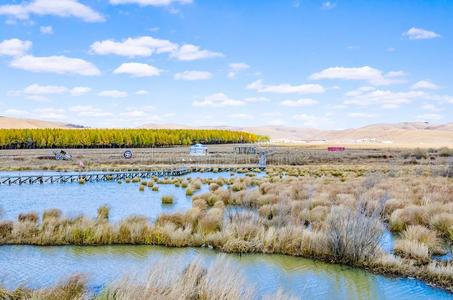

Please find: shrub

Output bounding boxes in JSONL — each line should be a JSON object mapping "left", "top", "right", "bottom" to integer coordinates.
{"left": 185, "top": 189, "right": 193, "bottom": 196}
{"left": 401, "top": 225, "right": 444, "bottom": 254}
{"left": 0, "top": 221, "right": 13, "bottom": 239}
{"left": 18, "top": 212, "right": 38, "bottom": 223}
{"left": 42, "top": 209, "right": 62, "bottom": 222}
{"left": 162, "top": 195, "right": 174, "bottom": 205}
{"left": 97, "top": 205, "right": 110, "bottom": 222}
{"left": 152, "top": 186, "right": 159, "bottom": 192}
{"left": 139, "top": 185, "right": 145, "bottom": 192}
{"left": 326, "top": 206, "right": 384, "bottom": 264}
{"left": 394, "top": 239, "right": 430, "bottom": 263}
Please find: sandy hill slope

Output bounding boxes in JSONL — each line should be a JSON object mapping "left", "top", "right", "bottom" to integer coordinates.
{"left": 0, "top": 117, "right": 83, "bottom": 129}
{"left": 140, "top": 122, "right": 453, "bottom": 147}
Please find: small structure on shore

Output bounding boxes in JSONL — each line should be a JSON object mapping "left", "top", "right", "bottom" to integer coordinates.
{"left": 190, "top": 144, "right": 208, "bottom": 156}
{"left": 327, "top": 146, "right": 345, "bottom": 152}
{"left": 234, "top": 146, "right": 257, "bottom": 154}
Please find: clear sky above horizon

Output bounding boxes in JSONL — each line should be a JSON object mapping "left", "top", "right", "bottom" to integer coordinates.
{"left": 0, "top": 0, "right": 452, "bottom": 129}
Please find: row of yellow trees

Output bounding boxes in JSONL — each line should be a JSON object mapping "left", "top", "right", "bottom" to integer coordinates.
{"left": 0, "top": 129, "right": 265, "bottom": 149}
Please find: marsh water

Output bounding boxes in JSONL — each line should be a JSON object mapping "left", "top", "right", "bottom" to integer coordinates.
{"left": 0, "top": 171, "right": 452, "bottom": 299}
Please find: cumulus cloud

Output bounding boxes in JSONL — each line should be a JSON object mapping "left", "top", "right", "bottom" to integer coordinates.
{"left": 403, "top": 27, "right": 440, "bottom": 40}
{"left": 310, "top": 66, "right": 405, "bottom": 86}
{"left": 347, "top": 112, "right": 376, "bottom": 118}
{"left": 113, "top": 62, "right": 161, "bottom": 77}
{"left": 174, "top": 70, "right": 212, "bottom": 80}
{"left": 8, "top": 84, "right": 91, "bottom": 100}
{"left": 171, "top": 44, "right": 223, "bottom": 61}
{"left": 228, "top": 62, "right": 249, "bottom": 79}
{"left": 321, "top": 1, "right": 336, "bottom": 9}
{"left": 34, "top": 107, "right": 67, "bottom": 120}
{"left": 416, "top": 113, "right": 443, "bottom": 121}
{"left": 344, "top": 86, "right": 426, "bottom": 108}
{"left": 91, "top": 36, "right": 177, "bottom": 57}
{"left": 247, "top": 80, "right": 325, "bottom": 94}
{"left": 193, "top": 93, "right": 245, "bottom": 107}
{"left": 280, "top": 98, "right": 319, "bottom": 107}
{"left": 411, "top": 80, "right": 439, "bottom": 90}
{"left": 98, "top": 90, "right": 128, "bottom": 98}
{"left": 69, "top": 105, "right": 112, "bottom": 117}
{"left": 40, "top": 25, "right": 53, "bottom": 35}
{"left": 244, "top": 97, "right": 269, "bottom": 103}
{"left": 109, "top": 0, "right": 192, "bottom": 6}
{"left": 292, "top": 113, "right": 331, "bottom": 128}
{"left": 0, "top": 39, "right": 32, "bottom": 56}
{"left": 70, "top": 86, "right": 92, "bottom": 96}
{"left": 10, "top": 55, "right": 100, "bottom": 76}
{"left": 91, "top": 36, "right": 222, "bottom": 61}
{"left": 229, "top": 113, "right": 254, "bottom": 120}
{"left": 0, "top": 0, "right": 104, "bottom": 23}
{"left": 135, "top": 90, "right": 149, "bottom": 95}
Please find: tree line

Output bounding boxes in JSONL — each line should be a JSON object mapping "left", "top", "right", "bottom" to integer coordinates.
{"left": 0, "top": 129, "right": 266, "bottom": 149}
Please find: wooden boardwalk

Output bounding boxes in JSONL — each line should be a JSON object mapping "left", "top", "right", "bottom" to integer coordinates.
{"left": 0, "top": 168, "right": 191, "bottom": 185}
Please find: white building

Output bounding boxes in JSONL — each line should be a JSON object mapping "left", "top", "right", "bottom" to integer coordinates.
{"left": 189, "top": 143, "right": 208, "bottom": 156}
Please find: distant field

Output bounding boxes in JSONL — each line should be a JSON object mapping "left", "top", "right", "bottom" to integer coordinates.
{"left": 0, "top": 144, "right": 450, "bottom": 171}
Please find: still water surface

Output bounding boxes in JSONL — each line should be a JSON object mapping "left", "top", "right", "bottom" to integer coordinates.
{"left": 0, "top": 171, "right": 451, "bottom": 299}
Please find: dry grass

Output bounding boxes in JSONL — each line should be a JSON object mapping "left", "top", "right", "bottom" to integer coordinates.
{"left": 1, "top": 164, "right": 452, "bottom": 292}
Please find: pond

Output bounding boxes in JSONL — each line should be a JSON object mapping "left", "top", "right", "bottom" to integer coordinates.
{"left": 0, "top": 171, "right": 250, "bottom": 222}
{"left": 0, "top": 171, "right": 451, "bottom": 299}
{"left": 0, "top": 245, "right": 451, "bottom": 300}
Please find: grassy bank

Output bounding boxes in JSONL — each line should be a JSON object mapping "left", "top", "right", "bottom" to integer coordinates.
{"left": 1, "top": 168, "right": 452, "bottom": 292}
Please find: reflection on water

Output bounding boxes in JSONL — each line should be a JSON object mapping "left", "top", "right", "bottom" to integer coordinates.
{"left": 0, "top": 245, "right": 451, "bottom": 300}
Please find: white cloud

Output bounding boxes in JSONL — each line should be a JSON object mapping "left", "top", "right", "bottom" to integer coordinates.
{"left": 113, "top": 62, "right": 161, "bottom": 77}
{"left": 70, "top": 86, "right": 91, "bottom": 96}
{"left": 4, "top": 108, "right": 31, "bottom": 116}
{"left": 109, "top": 0, "right": 192, "bottom": 6}
{"left": 347, "top": 112, "right": 376, "bottom": 118}
{"left": 8, "top": 84, "right": 92, "bottom": 100}
{"left": 174, "top": 70, "right": 212, "bottom": 80}
{"left": 193, "top": 93, "right": 245, "bottom": 107}
{"left": 228, "top": 62, "right": 250, "bottom": 79}
{"left": 98, "top": 90, "right": 128, "bottom": 98}
{"left": 403, "top": 27, "right": 440, "bottom": 40}
{"left": 171, "top": 44, "right": 223, "bottom": 61}
{"left": 247, "top": 80, "right": 325, "bottom": 94}
{"left": 321, "top": 1, "right": 336, "bottom": 9}
{"left": 0, "top": 39, "right": 32, "bottom": 56}
{"left": 69, "top": 105, "right": 112, "bottom": 117}
{"left": 229, "top": 113, "right": 254, "bottom": 120}
{"left": 135, "top": 90, "right": 149, "bottom": 95}
{"left": 244, "top": 97, "right": 269, "bottom": 103}
{"left": 411, "top": 80, "right": 439, "bottom": 90}
{"left": 23, "top": 84, "right": 67, "bottom": 96}
{"left": 292, "top": 113, "right": 330, "bottom": 127}
{"left": 280, "top": 98, "right": 319, "bottom": 107}
{"left": 344, "top": 86, "right": 426, "bottom": 108}
{"left": 91, "top": 36, "right": 222, "bottom": 62}
{"left": 310, "top": 66, "right": 405, "bottom": 85}
{"left": 0, "top": 0, "right": 104, "bottom": 23}
{"left": 91, "top": 36, "right": 177, "bottom": 57}
{"left": 34, "top": 107, "right": 67, "bottom": 120}
{"left": 420, "top": 104, "right": 441, "bottom": 112}
{"left": 40, "top": 25, "right": 53, "bottom": 34}
{"left": 10, "top": 55, "right": 101, "bottom": 76}
{"left": 416, "top": 113, "right": 443, "bottom": 121}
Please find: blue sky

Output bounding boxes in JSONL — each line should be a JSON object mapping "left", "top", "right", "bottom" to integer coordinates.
{"left": 0, "top": 0, "right": 452, "bottom": 129}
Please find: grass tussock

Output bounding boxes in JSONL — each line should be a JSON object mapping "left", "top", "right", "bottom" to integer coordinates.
{"left": 161, "top": 195, "right": 174, "bottom": 205}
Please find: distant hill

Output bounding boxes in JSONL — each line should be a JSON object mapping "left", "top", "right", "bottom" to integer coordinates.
{"left": 140, "top": 122, "right": 453, "bottom": 147}
{"left": 1, "top": 117, "right": 452, "bottom": 147}
{"left": 0, "top": 116, "right": 84, "bottom": 129}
